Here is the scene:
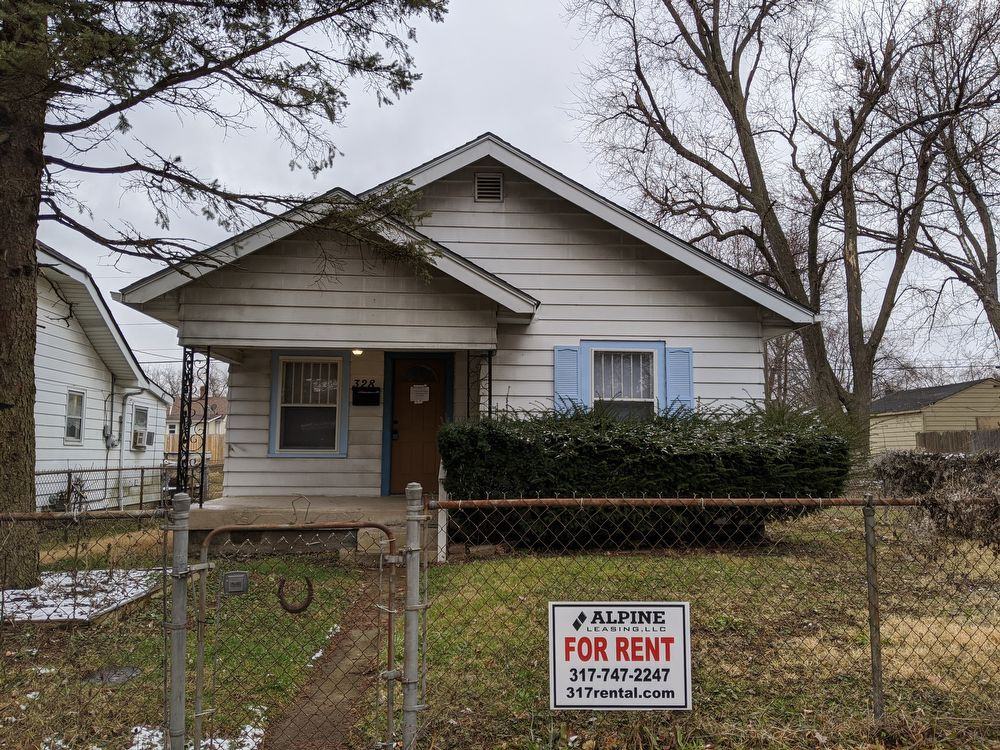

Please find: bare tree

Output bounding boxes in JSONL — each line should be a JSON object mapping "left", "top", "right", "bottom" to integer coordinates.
{"left": 145, "top": 362, "right": 228, "bottom": 399}
{"left": 0, "top": 0, "right": 446, "bottom": 586}
{"left": 571, "top": 0, "right": 1000, "bottom": 442}
{"left": 907, "top": 0, "right": 1000, "bottom": 340}
{"left": 144, "top": 364, "right": 182, "bottom": 398}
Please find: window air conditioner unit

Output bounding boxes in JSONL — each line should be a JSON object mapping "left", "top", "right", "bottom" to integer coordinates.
{"left": 132, "top": 430, "right": 147, "bottom": 449}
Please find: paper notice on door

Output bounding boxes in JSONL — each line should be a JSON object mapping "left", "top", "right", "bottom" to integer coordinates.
{"left": 410, "top": 384, "right": 430, "bottom": 404}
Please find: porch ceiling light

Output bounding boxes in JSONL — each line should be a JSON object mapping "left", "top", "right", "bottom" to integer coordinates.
{"left": 352, "top": 349, "right": 364, "bottom": 356}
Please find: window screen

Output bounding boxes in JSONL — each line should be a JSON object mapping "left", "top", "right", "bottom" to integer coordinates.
{"left": 593, "top": 350, "right": 655, "bottom": 419}
{"left": 278, "top": 359, "right": 341, "bottom": 450}
{"left": 65, "top": 390, "right": 84, "bottom": 441}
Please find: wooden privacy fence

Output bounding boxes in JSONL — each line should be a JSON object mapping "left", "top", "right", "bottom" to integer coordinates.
{"left": 917, "top": 429, "right": 1000, "bottom": 453}
{"left": 165, "top": 433, "right": 226, "bottom": 462}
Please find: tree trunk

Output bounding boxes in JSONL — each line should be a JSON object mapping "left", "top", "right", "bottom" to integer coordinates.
{"left": 0, "top": 23, "right": 48, "bottom": 587}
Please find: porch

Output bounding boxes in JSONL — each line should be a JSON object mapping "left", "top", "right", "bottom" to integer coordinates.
{"left": 188, "top": 494, "right": 411, "bottom": 531}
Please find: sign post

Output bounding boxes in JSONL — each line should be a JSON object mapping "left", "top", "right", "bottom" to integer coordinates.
{"left": 549, "top": 601, "right": 692, "bottom": 711}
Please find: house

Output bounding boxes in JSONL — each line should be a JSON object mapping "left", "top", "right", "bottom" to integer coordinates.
{"left": 35, "top": 243, "right": 171, "bottom": 509}
{"left": 165, "top": 392, "right": 228, "bottom": 460}
{"left": 115, "top": 133, "right": 817, "bottom": 504}
{"left": 870, "top": 378, "right": 1000, "bottom": 454}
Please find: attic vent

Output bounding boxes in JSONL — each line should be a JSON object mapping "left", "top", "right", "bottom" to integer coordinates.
{"left": 474, "top": 172, "right": 504, "bottom": 202}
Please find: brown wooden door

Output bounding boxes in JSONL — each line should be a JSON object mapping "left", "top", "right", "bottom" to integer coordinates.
{"left": 389, "top": 357, "right": 447, "bottom": 494}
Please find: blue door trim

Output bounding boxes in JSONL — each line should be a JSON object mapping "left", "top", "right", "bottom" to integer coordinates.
{"left": 380, "top": 352, "right": 455, "bottom": 496}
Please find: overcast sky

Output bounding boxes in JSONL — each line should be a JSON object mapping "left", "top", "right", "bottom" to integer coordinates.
{"left": 39, "top": 1, "right": 608, "bottom": 371}
{"left": 37, "top": 0, "right": 997, "bottom": 380}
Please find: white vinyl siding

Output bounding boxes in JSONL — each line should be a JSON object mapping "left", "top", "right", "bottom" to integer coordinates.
{"left": 223, "top": 350, "right": 468, "bottom": 498}
{"left": 172, "top": 231, "right": 498, "bottom": 350}
{"left": 416, "top": 161, "right": 766, "bottom": 410}
{"left": 34, "top": 274, "right": 167, "bottom": 506}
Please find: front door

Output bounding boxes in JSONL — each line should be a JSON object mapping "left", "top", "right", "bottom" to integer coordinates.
{"left": 389, "top": 357, "right": 447, "bottom": 494}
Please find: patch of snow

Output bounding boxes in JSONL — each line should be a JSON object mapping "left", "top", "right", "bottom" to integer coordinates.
{"left": 122, "top": 710, "right": 266, "bottom": 750}
{"left": 1, "top": 569, "right": 161, "bottom": 623}
{"left": 25, "top": 691, "right": 39, "bottom": 700}
{"left": 307, "top": 624, "right": 340, "bottom": 666}
{"left": 34, "top": 666, "right": 55, "bottom": 675}
{"left": 126, "top": 726, "right": 163, "bottom": 750}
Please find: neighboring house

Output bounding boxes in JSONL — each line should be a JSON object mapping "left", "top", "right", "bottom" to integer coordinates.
{"left": 35, "top": 242, "right": 170, "bottom": 509}
{"left": 165, "top": 392, "right": 228, "bottom": 459}
{"left": 116, "top": 133, "right": 817, "bottom": 500}
{"left": 870, "top": 378, "right": 1000, "bottom": 454}
{"left": 166, "top": 393, "right": 229, "bottom": 438}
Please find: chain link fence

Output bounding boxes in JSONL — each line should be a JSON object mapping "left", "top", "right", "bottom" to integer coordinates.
{"left": 32, "top": 462, "right": 226, "bottom": 512}
{"left": 0, "top": 510, "right": 170, "bottom": 748}
{"left": 417, "top": 496, "right": 999, "bottom": 749}
{"left": 189, "top": 522, "right": 400, "bottom": 750}
{"left": 34, "top": 466, "right": 171, "bottom": 511}
{"left": 3, "top": 494, "right": 996, "bottom": 749}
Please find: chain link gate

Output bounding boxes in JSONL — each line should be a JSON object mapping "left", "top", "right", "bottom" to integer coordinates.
{"left": 189, "top": 520, "right": 401, "bottom": 750}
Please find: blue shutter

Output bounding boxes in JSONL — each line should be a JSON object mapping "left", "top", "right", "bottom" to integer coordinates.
{"left": 665, "top": 347, "right": 694, "bottom": 413}
{"left": 553, "top": 346, "right": 581, "bottom": 413}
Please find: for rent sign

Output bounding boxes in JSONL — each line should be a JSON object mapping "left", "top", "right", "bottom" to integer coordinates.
{"left": 549, "top": 602, "right": 691, "bottom": 710}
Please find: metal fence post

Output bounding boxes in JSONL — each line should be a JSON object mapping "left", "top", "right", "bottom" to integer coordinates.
{"left": 436, "top": 463, "right": 448, "bottom": 563}
{"left": 403, "top": 482, "right": 425, "bottom": 749}
{"left": 168, "top": 492, "right": 191, "bottom": 750}
{"left": 863, "top": 493, "right": 886, "bottom": 729}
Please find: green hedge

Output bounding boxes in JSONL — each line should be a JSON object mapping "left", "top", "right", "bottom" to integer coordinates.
{"left": 437, "top": 408, "right": 850, "bottom": 547}
{"left": 439, "top": 408, "right": 849, "bottom": 499}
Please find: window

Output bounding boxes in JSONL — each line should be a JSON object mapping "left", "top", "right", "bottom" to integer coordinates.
{"left": 65, "top": 390, "right": 85, "bottom": 442}
{"left": 168, "top": 424, "right": 177, "bottom": 435}
{"left": 276, "top": 357, "right": 342, "bottom": 452}
{"left": 132, "top": 406, "right": 153, "bottom": 449}
{"left": 592, "top": 350, "right": 656, "bottom": 420}
{"left": 474, "top": 172, "right": 504, "bottom": 202}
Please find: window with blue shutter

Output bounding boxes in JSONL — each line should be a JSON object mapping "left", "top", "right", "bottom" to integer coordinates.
{"left": 554, "top": 342, "right": 694, "bottom": 416}
{"left": 665, "top": 347, "right": 695, "bottom": 412}
{"left": 553, "top": 346, "right": 581, "bottom": 412}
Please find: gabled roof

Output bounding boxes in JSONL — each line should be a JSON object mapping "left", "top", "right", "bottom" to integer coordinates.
{"left": 364, "top": 133, "right": 817, "bottom": 326}
{"left": 117, "top": 188, "right": 538, "bottom": 316}
{"left": 37, "top": 242, "right": 170, "bottom": 403}
{"left": 118, "top": 134, "right": 818, "bottom": 326}
{"left": 871, "top": 378, "right": 998, "bottom": 415}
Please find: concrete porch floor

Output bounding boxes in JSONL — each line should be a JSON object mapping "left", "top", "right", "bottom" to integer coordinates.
{"left": 188, "top": 495, "right": 412, "bottom": 531}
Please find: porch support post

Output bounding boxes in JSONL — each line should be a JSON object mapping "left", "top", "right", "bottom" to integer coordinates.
{"left": 436, "top": 463, "right": 448, "bottom": 563}
{"left": 197, "top": 348, "right": 211, "bottom": 507}
{"left": 176, "top": 348, "right": 195, "bottom": 497}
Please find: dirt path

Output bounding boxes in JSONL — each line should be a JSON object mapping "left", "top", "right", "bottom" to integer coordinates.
{"left": 263, "top": 576, "right": 389, "bottom": 750}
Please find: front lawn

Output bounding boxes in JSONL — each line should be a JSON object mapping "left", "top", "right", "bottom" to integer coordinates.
{"left": 417, "top": 507, "right": 998, "bottom": 749}
{"left": 1, "top": 521, "right": 369, "bottom": 749}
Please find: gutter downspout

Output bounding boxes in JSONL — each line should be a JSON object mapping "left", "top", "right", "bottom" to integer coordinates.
{"left": 117, "top": 387, "right": 144, "bottom": 509}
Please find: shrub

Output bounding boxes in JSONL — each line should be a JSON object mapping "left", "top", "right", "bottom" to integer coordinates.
{"left": 437, "top": 408, "right": 850, "bottom": 547}
{"left": 873, "top": 451, "right": 1000, "bottom": 550}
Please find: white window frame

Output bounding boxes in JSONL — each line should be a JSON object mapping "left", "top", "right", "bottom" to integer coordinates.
{"left": 132, "top": 405, "right": 151, "bottom": 450}
{"left": 589, "top": 347, "right": 659, "bottom": 412}
{"left": 64, "top": 389, "right": 86, "bottom": 444}
{"left": 273, "top": 355, "right": 344, "bottom": 455}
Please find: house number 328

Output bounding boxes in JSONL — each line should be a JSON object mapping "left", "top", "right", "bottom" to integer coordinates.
{"left": 354, "top": 379, "right": 376, "bottom": 387}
